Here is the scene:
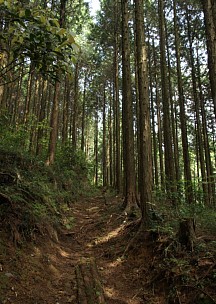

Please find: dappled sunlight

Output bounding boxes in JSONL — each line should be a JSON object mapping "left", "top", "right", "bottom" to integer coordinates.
{"left": 32, "top": 241, "right": 72, "bottom": 268}
{"left": 88, "top": 223, "right": 126, "bottom": 246}
{"left": 105, "top": 257, "right": 124, "bottom": 268}
{"left": 57, "top": 247, "right": 71, "bottom": 258}
{"left": 32, "top": 246, "right": 42, "bottom": 257}
{"left": 87, "top": 206, "right": 100, "bottom": 212}
{"left": 104, "top": 286, "right": 116, "bottom": 298}
{"left": 104, "top": 287, "right": 128, "bottom": 304}
{"left": 104, "top": 286, "right": 142, "bottom": 304}
{"left": 48, "top": 250, "right": 70, "bottom": 265}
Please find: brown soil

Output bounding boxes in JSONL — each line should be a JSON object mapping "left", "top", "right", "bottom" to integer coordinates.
{"left": 0, "top": 194, "right": 216, "bottom": 304}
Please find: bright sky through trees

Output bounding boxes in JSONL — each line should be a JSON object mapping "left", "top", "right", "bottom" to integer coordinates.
{"left": 88, "top": 0, "right": 100, "bottom": 16}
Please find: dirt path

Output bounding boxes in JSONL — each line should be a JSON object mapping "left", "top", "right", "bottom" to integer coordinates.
{"left": 60, "top": 194, "right": 145, "bottom": 304}
{"left": 1, "top": 194, "right": 161, "bottom": 304}
{"left": 1, "top": 196, "right": 216, "bottom": 304}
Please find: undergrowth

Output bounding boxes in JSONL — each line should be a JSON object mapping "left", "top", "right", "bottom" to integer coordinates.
{"left": 144, "top": 193, "right": 216, "bottom": 303}
{"left": 0, "top": 145, "right": 93, "bottom": 245}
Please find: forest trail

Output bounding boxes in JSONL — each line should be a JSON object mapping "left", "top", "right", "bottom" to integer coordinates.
{"left": 1, "top": 194, "right": 160, "bottom": 304}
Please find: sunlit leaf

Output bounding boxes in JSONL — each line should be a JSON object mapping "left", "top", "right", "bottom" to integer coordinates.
{"left": 57, "top": 28, "right": 67, "bottom": 36}
{"left": 0, "top": 1, "right": 78, "bottom": 79}
{"left": 67, "top": 34, "right": 75, "bottom": 44}
{"left": 72, "top": 43, "right": 80, "bottom": 52}
{"left": 19, "top": 9, "right": 25, "bottom": 18}
{"left": 19, "top": 36, "right": 24, "bottom": 44}
{"left": 49, "top": 18, "right": 60, "bottom": 27}
{"left": 40, "top": 15, "right": 47, "bottom": 24}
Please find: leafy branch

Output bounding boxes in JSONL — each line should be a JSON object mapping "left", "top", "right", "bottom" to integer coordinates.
{"left": 0, "top": 0, "right": 79, "bottom": 81}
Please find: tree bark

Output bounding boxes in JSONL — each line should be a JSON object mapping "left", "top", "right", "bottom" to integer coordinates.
{"left": 152, "top": 38, "right": 165, "bottom": 189}
{"left": 46, "top": 79, "right": 60, "bottom": 166}
{"left": 185, "top": 6, "right": 209, "bottom": 204}
{"left": 102, "top": 83, "right": 107, "bottom": 187}
{"left": 174, "top": 0, "right": 194, "bottom": 204}
{"left": 135, "top": 0, "right": 152, "bottom": 226}
{"left": 94, "top": 96, "right": 99, "bottom": 186}
{"left": 178, "top": 218, "right": 196, "bottom": 251}
{"left": 81, "top": 70, "right": 88, "bottom": 151}
{"left": 121, "top": 0, "right": 137, "bottom": 212}
{"left": 46, "top": 0, "right": 66, "bottom": 165}
{"left": 158, "top": 0, "right": 176, "bottom": 201}
{"left": 196, "top": 49, "right": 215, "bottom": 205}
{"left": 72, "top": 62, "right": 79, "bottom": 149}
{"left": 114, "top": 1, "right": 121, "bottom": 192}
{"left": 36, "top": 79, "right": 48, "bottom": 156}
{"left": 202, "top": 0, "right": 216, "bottom": 120}
{"left": 62, "top": 75, "right": 70, "bottom": 145}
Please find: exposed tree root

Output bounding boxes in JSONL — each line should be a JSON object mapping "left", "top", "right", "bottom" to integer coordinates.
{"left": 123, "top": 220, "right": 151, "bottom": 255}
{"left": 75, "top": 258, "right": 106, "bottom": 304}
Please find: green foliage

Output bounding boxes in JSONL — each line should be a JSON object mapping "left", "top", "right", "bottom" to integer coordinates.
{"left": 63, "top": 216, "right": 75, "bottom": 230}
{"left": 152, "top": 178, "right": 216, "bottom": 240}
{"left": 198, "top": 208, "right": 216, "bottom": 233}
{"left": 54, "top": 143, "right": 94, "bottom": 183}
{"left": 0, "top": 120, "right": 28, "bottom": 153}
{"left": 0, "top": 0, "right": 79, "bottom": 82}
{"left": 0, "top": 110, "right": 96, "bottom": 201}
{"left": 0, "top": 138, "right": 93, "bottom": 243}
{"left": 0, "top": 112, "right": 51, "bottom": 158}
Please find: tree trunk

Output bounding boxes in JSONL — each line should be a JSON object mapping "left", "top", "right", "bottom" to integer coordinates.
{"left": 135, "top": 0, "right": 152, "bottom": 226}
{"left": 148, "top": 52, "right": 159, "bottom": 187}
{"left": 152, "top": 38, "right": 165, "bottom": 189}
{"left": 114, "top": 3, "right": 121, "bottom": 192}
{"left": 108, "top": 85, "right": 113, "bottom": 187}
{"left": 46, "top": 0, "right": 66, "bottom": 165}
{"left": 202, "top": 0, "right": 216, "bottom": 119}
{"left": 94, "top": 96, "right": 99, "bottom": 186}
{"left": 46, "top": 79, "right": 60, "bottom": 166}
{"left": 81, "top": 71, "right": 88, "bottom": 152}
{"left": 174, "top": 0, "right": 194, "bottom": 204}
{"left": 23, "top": 65, "right": 34, "bottom": 125}
{"left": 185, "top": 6, "right": 209, "bottom": 204}
{"left": 158, "top": 0, "right": 176, "bottom": 201}
{"left": 62, "top": 75, "right": 70, "bottom": 145}
{"left": 165, "top": 19, "right": 180, "bottom": 187}
{"left": 12, "top": 65, "right": 24, "bottom": 126}
{"left": 36, "top": 79, "right": 48, "bottom": 156}
{"left": 196, "top": 50, "right": 215, "bottom": 205}
{"left": 121, "top": 0, "right": 137, "bottom": 212}
{"left": 178, "top": 218, "right": 196, "bottom": 251}
{"left": 72, "top": 62, "right": 79, "bottom": 149}
{"left": 29, "top": 75, "right": 40, "bottom": 154}
{"left": 102, "top": 84, "right": 107, "bottom": 187}
{"left": 75, "top": 259, "right": 105, "bottom": 304}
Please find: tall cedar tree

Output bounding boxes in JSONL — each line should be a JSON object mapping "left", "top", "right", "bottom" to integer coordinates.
{"left": 135, "top": 0, "right": 152, "bottom": 225}
{"left": 121, "top": 0, "right": 137, "bottom": 212}
{"left": 46, "top": 0, "right": 66, "bottom": 165}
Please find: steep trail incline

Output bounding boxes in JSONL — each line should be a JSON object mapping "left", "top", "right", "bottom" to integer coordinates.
{"left": 1, "top": 196, "right": 216, "bottom": 304}
{"left": 1, "top": 194, "right": 162, "bottom": 304}
{"left": 60, "top": 194, "right": 151, "bottom": 304}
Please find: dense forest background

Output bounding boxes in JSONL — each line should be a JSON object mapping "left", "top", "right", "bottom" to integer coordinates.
{"left": 1, "top": 0, "right": 215, "bottom": 220}
{"left": 0, "top": 0, "right": 216, "bottom": 303}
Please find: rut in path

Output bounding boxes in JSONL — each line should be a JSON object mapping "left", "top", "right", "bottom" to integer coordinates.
{"left": 3, "top": 194, "right": 150, "bottom": 304}
{"left": 4, "top": 195, "right": 215, "bottom": 303}
{"left": 58, "top": 194, "right": 144, "bottom": 304}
